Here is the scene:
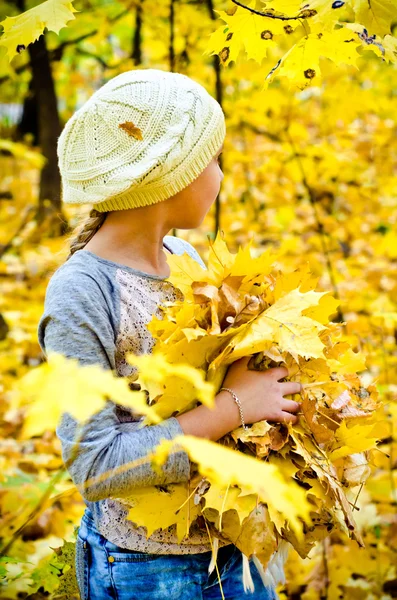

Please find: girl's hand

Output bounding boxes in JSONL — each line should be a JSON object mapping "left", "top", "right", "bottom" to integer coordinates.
{"left": 220, "top": 355, "right": 301, "bottom": 425}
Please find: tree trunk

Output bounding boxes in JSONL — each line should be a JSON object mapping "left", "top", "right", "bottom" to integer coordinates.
{"left": 132, "top": 0, "right": 144, "bottom": 65}
{"left": 169, "top": 0, "right": 175, "bottom": 73}
{"left": 15, "top": 77, "right": 39, "bottom": 146}
{"left": 28, "top": 34, "right": 68, "bottom": 235}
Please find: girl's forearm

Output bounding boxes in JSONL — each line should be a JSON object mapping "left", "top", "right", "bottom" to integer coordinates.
{"left": 175, "top": 391, "right": 241, "bottom": 441}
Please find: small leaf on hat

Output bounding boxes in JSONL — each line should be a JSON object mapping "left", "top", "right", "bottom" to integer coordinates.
{"left": 119, "top": 121, "right": 143, "bottom": 140}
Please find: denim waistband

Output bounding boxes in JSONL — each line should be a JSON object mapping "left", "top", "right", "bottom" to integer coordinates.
{"left": 79, "top": 507, "right": 235, "bottom": 559}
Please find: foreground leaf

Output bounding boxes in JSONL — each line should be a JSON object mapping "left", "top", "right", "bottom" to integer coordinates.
{"left": 0, "top": 0, "right": 79, "bottom": 62}
{"left": 15, "top": 352, "right": 156, "bottom": 438}
{"left": 152, "top": 434, "right": 312, "bottom": 537}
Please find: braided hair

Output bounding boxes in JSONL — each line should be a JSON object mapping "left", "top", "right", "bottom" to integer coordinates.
{"left": 66, "top": 208, "right": 108, "bottom": 260}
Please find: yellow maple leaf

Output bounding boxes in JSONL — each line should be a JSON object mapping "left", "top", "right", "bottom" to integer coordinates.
{"left": 0, "top": 0, "right": 79, "bottom": 62}
{"left": 15, "top": 352, "right": 156, "bottom": 438}
{"left": 126, "top": 352, "right": 216, "bottom": 420}
{"left": 264, "top": 30, "right": 361, "bottom": 91}
{"left": 382, "top": 34, "right": 397, "bottom": 64}
{"left": 350, "top": 0, "right": 396, "bottom": 37}
{"left": 208, "top": 287, "right": 328, "bottom": 373}
{"left": 206, "top": 231, "right": 236, "bottom": 286}
{"left": 125, "top": 483, "right": 201, "bottom": 542}
{"left": 328, "top": 347, "right": 367, "bottom": 375}
{"left": 203, "top": 484, "right": 258, "bottom": 528}
{"left": 273, "top": 263, "right": 319, "bottom": 301}
{"left": 329, "top": 419, "right": 388, "bottom": 461}
{"left": 166, "top": 251, "right": 207, "bottom": 296}
{"left": 267, "top": 0, "right": 347, "bottom": 30}
{"left": 230, "top": 239, "right": 277, "bottom": 283}
{"left": 152, "top": 434, "right": 312, "bottom": 537}
{"left": 204, "top": 11, "right": 243, "bottom": 67}
{"left": 205, "top": 0, "right": 298, "bottom": 67}
{"left": 301, "top": 292, "right": 340, "bottom": 324}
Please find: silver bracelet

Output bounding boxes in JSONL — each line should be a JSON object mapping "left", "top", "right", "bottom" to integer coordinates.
{"left": 220, "top": 387, "right": 249, "bottom": 430}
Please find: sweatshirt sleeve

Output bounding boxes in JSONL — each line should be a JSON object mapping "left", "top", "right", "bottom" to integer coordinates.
{"left": 37, "top": 269, "right": 191, "bottom": 503}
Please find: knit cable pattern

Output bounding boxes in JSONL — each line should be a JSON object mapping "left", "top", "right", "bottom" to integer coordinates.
{"left": 57, "top": 69, "right": 226, "bottom": 211}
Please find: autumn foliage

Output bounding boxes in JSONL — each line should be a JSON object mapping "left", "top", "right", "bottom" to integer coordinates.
{"left": 0, "top": 0, "right": 396, "bottom": 598}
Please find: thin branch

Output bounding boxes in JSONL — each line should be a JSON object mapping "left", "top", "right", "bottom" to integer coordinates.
{"left": 75, "top": 47, "right": 125, "bottom": 70}
{"left": 0, "top": 5, "right": 135, "bottom": 86}
{"left": 239, "top": 120, "right": 283, "bottom": 143}
{"left": 0, "top": 31, "right": 93, "bottom": 85}
{"left": 231, "top": 0, "right": 313, "bottom": 21}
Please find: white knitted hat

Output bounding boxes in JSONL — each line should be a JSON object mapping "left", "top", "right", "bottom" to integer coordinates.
{"left": 57, "top": 68, "right": 226, "bottom": 212}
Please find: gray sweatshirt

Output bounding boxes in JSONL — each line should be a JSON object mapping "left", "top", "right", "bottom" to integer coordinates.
{"left": 37, "top": 235, "right": 228, "bottom": 554}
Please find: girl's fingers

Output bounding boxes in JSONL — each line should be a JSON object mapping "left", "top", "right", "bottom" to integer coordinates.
{"left": 236, "top": 355, "right": 252, "bottom": 367}
{"left": 279, "top": 411, "right": 299, "bottom": 424}
{"left": 281, "top": 399, "right": 300, "bottom": 413}
{"left": 280, "top": 381, "right": 302, "bottom": 396}
{"left": 267, "top": 366, "right": 289, "bottom": 381}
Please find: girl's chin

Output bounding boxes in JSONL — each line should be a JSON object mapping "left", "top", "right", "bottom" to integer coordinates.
{"left": 174, "top": 213, "right": 210, "bottom": 229}
{"left": 174, "top": 220, "right": 204, "bottom": 230}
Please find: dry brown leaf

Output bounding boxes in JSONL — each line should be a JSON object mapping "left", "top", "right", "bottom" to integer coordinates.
{"left": 119, "top": 121, "right": 143, "bottom": 140}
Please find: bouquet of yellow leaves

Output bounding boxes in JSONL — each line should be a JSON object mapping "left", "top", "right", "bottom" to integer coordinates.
{"left": 123, "top": 233, "right": 385, "bottom": 590}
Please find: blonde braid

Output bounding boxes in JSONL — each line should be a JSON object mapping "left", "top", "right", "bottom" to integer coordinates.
{"left": 66, "top": 209, "right": 108, "bottom": 260}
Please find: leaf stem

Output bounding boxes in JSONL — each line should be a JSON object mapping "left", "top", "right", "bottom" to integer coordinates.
{"left": 203, "top": 517, "right": 225, "bottom": 600}
{"left": 231, "top": 0, "right": 307, "bottom": 21}
{"left": 219, "top": 481, "right": 231, "bottom": 532}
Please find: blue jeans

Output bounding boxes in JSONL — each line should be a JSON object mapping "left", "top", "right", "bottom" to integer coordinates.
{"left": 75, "top": 508, "right": 278, "bottom": 599}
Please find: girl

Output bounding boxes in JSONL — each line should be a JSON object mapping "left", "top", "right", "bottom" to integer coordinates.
{"left": 37, "top": 69, "right": 301, "bottom": 600}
